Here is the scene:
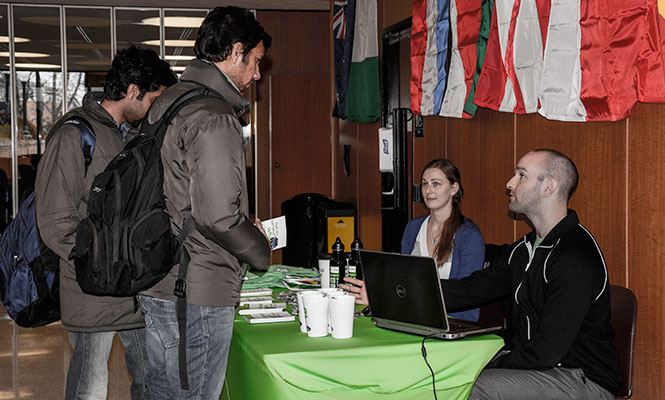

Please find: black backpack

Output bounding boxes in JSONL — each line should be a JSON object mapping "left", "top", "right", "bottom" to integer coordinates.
{"left": 71, "top": 87, "right": 222, "bottom": 297}
{"left": 0, "top": 116, "right": 95, "bottom": 327}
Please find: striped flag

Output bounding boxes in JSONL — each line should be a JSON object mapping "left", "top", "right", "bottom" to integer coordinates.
{"left": 345, "top": 0, "right": 380, "bottom": 123}
{"left": 410, "top": 0, "right": 451, "bottom": 116}
{"left": 410, "top": 0, "right": 665, "bottom": 121}
{"left": 539, "top": 0, "right": 650, "bottom": 121}
{"left": 439, "top": 0, "right": 483, "bottom": 118}
{"left": 536, "top": 0, "right": 585, "bottom": 120}
{"left": 637, "top": 0, "right": 665, "bottom": 103}
{"left": 463, "top": 0, "right": 493, "bottom": 117}
{"left": 473, "top": 0, "right": 550, "bottom": 114}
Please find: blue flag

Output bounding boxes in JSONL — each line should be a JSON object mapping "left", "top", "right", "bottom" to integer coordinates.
{"left": 332, "top": 0, "right": 356, "bottom": 119}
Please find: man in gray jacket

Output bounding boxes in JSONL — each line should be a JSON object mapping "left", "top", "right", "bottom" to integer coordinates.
{"left": 35, "top": 46, "right": 177, "bottom": 399}
{"left": 139, "top": 7, "right": 272, "bottom": 399}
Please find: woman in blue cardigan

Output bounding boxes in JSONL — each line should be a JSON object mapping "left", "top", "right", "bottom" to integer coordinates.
{"left": 343, "top": 159, "right": 485, "bottom": 321}
{"left": 400, "top": 158, "right": 485, "bottom": 321}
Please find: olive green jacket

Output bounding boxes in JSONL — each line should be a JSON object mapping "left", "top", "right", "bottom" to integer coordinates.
{"left": 143, "top": 59, "right": 270, "bottom": 306}
{"left": 35, "top": 93, "right": 143, "bottom": 332}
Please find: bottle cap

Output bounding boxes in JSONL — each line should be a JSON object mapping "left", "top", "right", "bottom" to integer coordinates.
{"left": 351, "top": 237, "right": 363, "bottom": 251}
{"left": 332, "top": 237, "right": 345, "bottom": 253}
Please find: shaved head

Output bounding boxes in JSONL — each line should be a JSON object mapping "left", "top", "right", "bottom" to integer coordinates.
{"left": 531, "top": 149, "right": 578, "bottom": 200}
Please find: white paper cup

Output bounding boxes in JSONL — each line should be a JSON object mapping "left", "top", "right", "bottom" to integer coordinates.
{"left": 303, "top": 295, "right": 329, "bottom": 338}
{"left": 318, "top": 258, "right": 331, "bottom": 289}
{"left": 318, "top": 289, "right": 345, "bottom": 332}
{"left": 296, "top": 291, "right": 323, "bottom": 333}
{"left": 329, "top": 295, "right": 355, "bottom": 339}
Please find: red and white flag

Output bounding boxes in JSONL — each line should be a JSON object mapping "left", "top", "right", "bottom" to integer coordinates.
{"left": 539, "top": 0, "right": 665, "bottom": 121}
{"left": 637, "top": 0, "right": 665, "bottom": 103}
{"left": 473, "top": 0, "right": 550, "bottom": 114}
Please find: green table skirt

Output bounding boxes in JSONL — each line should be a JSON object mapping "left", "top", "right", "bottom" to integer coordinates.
{"left": 222, "top": 315, "right": 504, "bottom": 399}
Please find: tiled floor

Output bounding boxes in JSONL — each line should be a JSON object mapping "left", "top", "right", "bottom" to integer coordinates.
{"left": 0, "top": 312, "right": 132, "bottom": 400}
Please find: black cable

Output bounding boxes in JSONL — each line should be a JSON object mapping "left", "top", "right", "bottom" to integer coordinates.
{"left": 421, "top": 334, "right": 438, "bottom": 400}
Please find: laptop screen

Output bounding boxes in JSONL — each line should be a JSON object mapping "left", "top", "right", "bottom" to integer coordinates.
{"left": 359, "top": 250, "right": 450, "bottom": 330}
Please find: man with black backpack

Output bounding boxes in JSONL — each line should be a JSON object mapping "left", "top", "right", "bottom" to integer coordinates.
{"left": 35, "top": 46, "right": 177, "bottom": 400}
{"left": 138, "top": 7, "right": 272, "bottom": 399}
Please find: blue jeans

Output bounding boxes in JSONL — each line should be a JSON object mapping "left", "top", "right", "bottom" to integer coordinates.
{"left": 469, "top": 367, "right": 615, "bottom": 400}
{"left": 139, "top": 295, "right": 235, "bottom": 400}
{"left": 66, "top": 329, "right": 147, "bottom": 400}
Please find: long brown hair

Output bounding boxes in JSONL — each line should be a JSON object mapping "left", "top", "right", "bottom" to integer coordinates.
{"left": 421, "top": 159, "right": 464, "bottom": 264}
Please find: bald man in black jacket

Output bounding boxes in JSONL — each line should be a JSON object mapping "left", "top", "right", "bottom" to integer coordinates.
{"left": 443, "top": 149, "right": 621, "bottom": 399}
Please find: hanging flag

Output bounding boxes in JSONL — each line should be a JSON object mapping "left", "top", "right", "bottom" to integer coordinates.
{"left": 474, "top": 0, "right": 549, "bottom": 114}
{"left": 472, "top": 1, "right": 509, "bottom": 111}
{"left": 439, "top": 0, "right": 483, "bottom": 118}
{"left": 539, "top": 0, "right": 646, "bottom": 121}
{"left": 345, "top": 0, "right": 380, "bottom": 123}
{"left": 637, "top": 0, "right": 665, "bottom": 103}
{"left": 463, "top": 0, "right": 493, "bottom": 116}
{"left": 410, "top": 0, "right": 451, "bottom": 116}
{"left": 537, "top": 0, "right": 586, "bottom": 121}
{"left": 332, "top": 0, "right": 357, "bottom": 119}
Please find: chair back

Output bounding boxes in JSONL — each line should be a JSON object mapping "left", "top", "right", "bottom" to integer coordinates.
{"left": 610, "top": 285, "right": 637, "bottom": 399}
{"left": 477, "top": 243, "right": 512, "bottom": 329}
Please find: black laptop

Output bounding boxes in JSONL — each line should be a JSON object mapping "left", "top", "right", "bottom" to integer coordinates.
{"left": 359, "top": 250, "right": 503, "bottom": 339}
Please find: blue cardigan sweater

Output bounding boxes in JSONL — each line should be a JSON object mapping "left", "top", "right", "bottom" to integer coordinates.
{"left": 400, "top": 215, "right": 485, "bottom": 321}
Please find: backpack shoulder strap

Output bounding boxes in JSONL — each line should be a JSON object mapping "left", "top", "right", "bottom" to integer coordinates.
{"left": 144, "top": 86, "right": 225, "bottom": 143}
{"left": 63, "top": 116, "right": 96, "bottom": 175}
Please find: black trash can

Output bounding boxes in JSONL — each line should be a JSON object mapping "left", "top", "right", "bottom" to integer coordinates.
{"left": 281, "top": 193, "right": 356, "bottom": 269}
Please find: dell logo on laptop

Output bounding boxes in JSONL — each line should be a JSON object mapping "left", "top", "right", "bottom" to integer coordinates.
{"left": 395, "top": 285, "right": 407, "bottom": 298}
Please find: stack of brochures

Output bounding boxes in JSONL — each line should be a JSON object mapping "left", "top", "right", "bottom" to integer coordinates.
{"left": 238, "top": 288, "right": 295, "bottom": 324}
{"left": 237, "top": 302, "right": 288, "bottom": 315}
{"left": 243, "top": 311, "right": 295, "bottom": 324}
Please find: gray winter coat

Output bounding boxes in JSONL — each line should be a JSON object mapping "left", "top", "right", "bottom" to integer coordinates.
{"left": 143, "top": 59, "right": 270, "bottom": 306}
{"left": 35, "top": 93, "right": 144, "bottom": 332}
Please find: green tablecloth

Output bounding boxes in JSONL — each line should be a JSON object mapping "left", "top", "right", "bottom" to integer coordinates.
{"left": 222, "top": 313, "right": 503, "bottom": 399}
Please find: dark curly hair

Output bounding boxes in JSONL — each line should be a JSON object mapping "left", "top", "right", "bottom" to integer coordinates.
{"left": 195, "top": 6, "right": 272, "bottom": 62}
{"left": 104, "top": 46, "right": 177, "bottom": 101}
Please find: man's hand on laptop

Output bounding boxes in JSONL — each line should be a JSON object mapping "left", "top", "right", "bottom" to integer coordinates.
{"left": 340, "top": 277, "right": 368, "bottom": 305}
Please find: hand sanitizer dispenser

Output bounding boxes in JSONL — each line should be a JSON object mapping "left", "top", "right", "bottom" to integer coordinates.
{"left": 378, "top": 127, "right": 393, "bottom": 173}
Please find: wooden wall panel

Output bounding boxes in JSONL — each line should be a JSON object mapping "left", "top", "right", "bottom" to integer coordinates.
{"left": 270, "top": 74, "right": 332, "bottom": 217}
{"left": 258, "top": 11, "right": 330, "bottom": 75}
{"left": 356, "top": 122, "right": 382, "bottom": 251}
{"left": 256, "top": 11, "right": 331, "bottom": 264}
{"left": 383, "top": 0, "right": 412, "bottom": 29}
{"left": 627, "top": 102, "right": 665, "bottom": 400}
{"left": 447, "top": 108, "right": 515, "bottom": 245}
{"left": 515, "top": 114, "right": 626, "bottom": 287}
{"left": 332, "top": 119, "right": 382, "bottom": 251}
{"left": 415, "top": 117, "right": 448, "bottom": 178}
{"left": 255, "top": 10, "right": 331, "bottom": 218}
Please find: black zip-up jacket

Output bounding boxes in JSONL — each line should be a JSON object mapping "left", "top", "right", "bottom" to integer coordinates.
{"left": 441, "top": 210, "right": 621, "bottom": 394}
